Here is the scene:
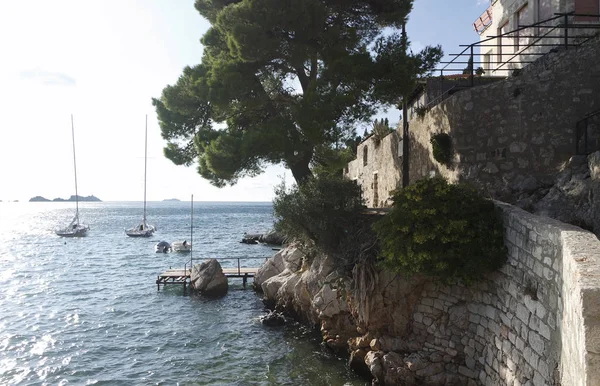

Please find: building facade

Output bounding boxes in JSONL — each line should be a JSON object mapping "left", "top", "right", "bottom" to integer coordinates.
{"left": 474, "top": 0, "right": 600, "bottom": 75}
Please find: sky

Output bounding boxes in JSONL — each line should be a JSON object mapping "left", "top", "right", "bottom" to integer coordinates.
{"left": 0, "top": 0, "right": 488, "bottom": 202}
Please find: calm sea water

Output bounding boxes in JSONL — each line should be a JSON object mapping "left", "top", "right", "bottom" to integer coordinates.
{"left": 0, "top": 201, "right": 366, "bottom": 385}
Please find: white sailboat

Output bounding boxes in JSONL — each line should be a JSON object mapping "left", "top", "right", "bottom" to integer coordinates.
{"left": 56, "top": 115, "right": 90, "bottom": 237}
{"left": 126, "top": 115, "right": 156, "bottom": 237}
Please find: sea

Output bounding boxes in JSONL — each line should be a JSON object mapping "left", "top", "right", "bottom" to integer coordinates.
{"left": 0, "top": 201, "right": 368, "bottom": 386}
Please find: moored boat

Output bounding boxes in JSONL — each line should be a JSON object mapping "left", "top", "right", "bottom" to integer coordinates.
{"left": 126, "top": 115, "right": 155, "bottom": 238}
{"left": 171, "top": 240, "right": 191, "bottom": 252}
{"left": 154, "top": 241, "right": 171, "bottom": 253}
{"left": 56, "top": 115, "right": 89, "bottom": 238}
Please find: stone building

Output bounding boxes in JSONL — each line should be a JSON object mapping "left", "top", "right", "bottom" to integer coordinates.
{"left": 345, "top": 131, "right": 402, "bottom": 208}
{"left": 346, "top": 33, "right": 600, "bottom": 209}
{"left": 474, "top": 0, "right": 600, "bottom": 75}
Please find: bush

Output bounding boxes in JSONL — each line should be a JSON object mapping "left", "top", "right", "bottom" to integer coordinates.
{"left": 273, "top": 175, "right": 376, "bottom": 266}
{"left": 430, "top": 132, "right": 453, "bottom": 165}
{"left": 372, "top": 177, "right": 507, "bottom": 285}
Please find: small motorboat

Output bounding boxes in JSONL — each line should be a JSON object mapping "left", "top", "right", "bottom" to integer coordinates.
{"left": 171, "top": 240, "right": 192, "bottom": 253}
{"left": 154, "top": 241, "right": 171, "bottom": 253}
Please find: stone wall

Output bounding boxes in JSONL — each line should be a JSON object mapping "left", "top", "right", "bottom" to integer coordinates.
{"left": 408, "top": 202, "right": 600, "bottom": 386}
{"left": 256, "top": 202, "right": 600, "bottom": 385}
{"left": 345, "top": 131, "right": 402, "bottom": 207}
{"left": 408, "top": 38, "right": 600, "bottom": 200}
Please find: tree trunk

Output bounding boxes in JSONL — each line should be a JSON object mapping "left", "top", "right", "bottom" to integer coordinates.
{"left": 288, "top": 151, "right": 313, "bottom": 185}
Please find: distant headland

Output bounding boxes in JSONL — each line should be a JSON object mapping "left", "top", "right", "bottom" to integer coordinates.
{"left": 163, "top": 198, "right": 181, "bottom": 202}
{"left": 29, "top": 195, "right": 102, "bottom": 202}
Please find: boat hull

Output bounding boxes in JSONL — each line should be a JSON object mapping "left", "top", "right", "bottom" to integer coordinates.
{"left": 171, "top": 241, "right": 191, "bottom": 252}
{"left": 126, "top": 229, "right": 155, "bottom": 238}
{"left": 56, "top": 226, "right": 89, "bottom": 238}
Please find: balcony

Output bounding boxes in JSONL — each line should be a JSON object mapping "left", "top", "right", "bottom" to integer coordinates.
{"left": 473, "top": 5, "right": 493, "bottom": 34}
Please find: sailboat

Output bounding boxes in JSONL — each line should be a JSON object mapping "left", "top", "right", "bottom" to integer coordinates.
{"left": 126, "top": 115, "right": 156, "bottom": 237}
{"left": 172, "top": 195, "right": 193, "bottom": 252}
{"left": 56, "top": 115, "right": 90, "bottom": 237}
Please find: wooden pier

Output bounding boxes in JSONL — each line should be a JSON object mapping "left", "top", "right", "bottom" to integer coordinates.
{"left": 156, "top": 265, "right": 259, "bottom": 293}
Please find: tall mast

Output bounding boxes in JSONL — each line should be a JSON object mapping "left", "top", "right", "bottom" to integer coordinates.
{"left": 190, "top": 194, "right": 194, "bottom": 262}
{"left": 143, "top": 115, "right": 148, "bottom": 223}
{"left": 71, "top": 114, "right": 80, "bottom": 223}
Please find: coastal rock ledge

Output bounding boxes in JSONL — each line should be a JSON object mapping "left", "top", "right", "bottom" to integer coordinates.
{"left": 254, "top": 203, "right": 600, "bottom": 385}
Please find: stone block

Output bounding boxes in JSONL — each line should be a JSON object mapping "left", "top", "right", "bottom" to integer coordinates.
{"left": 414, "top": 312, "right": 424, "bottom": 323}
{"left": 516, "top": 337, "right": 526, "bottom": 351}
{"left": 433, "top": 299, "right": 445, "bottom": 311}
{"left": 535, "top": 302, "right": 547, "bottom": 320}
{"left": 458, "top": 365, "right": 478, "bottom": 379}
{"left": 538, "top": 321, "right": 551, "bottom": 340}
{"left": 537, "top": 360, "right": 550, "bottom": 379}
{"left": 532, "top": 370, "right": 546, "bottom": 386}
{"left": 528, "top": 331, "right": 545, "bottom": 356}
{"left": 516, "top": 303, "right": 531, "bottom": 324}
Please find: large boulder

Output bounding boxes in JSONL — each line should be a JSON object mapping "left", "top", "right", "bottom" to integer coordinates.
{"left": 190, "top": 259, "right": 228, "bottom": 296}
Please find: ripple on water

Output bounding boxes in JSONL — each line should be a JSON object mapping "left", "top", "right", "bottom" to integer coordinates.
{"left": 0, "top": 202, "right": 367, "bottom": 385}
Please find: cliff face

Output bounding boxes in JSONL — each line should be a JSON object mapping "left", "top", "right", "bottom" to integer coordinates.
{"left": 255, "top": 203, "right": 600, "bottom": 386}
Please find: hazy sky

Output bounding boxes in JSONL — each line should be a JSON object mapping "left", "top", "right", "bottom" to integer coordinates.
{"left": 0, "top": 0, "right": 486, "bottom": 202}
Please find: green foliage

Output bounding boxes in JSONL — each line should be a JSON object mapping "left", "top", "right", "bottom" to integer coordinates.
{"left": 373, "top": 177, "right": 507, "bottom": 284}
{"left": 273, "top": 174, "right": 375, "bottom": 265}
{"left": 415, "top": 105, "right": 430, "bottom": 119}
{"left": 372, "top": 118, "right": 394, "bottom": 147}
{"left": 154, "top": 0, "right": 442, "bottom": 187}
{"left": 462, "top": 56, "right": 473, "bottom": 75}
{"left": 430, "top": 132, "right": 453, "bottom": 165}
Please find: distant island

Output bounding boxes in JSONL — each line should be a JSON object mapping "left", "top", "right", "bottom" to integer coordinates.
{"left": 29, "top": 195, "right": 102, "bottom": 202}
{"left": 163, "top": 198, "right": 181, "bottom": 202}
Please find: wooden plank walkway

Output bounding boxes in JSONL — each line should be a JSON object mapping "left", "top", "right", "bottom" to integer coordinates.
{"left": 156, "top": 267, "right": 259, "bottom": 292}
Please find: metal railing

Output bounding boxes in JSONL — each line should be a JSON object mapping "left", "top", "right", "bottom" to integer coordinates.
{"left": 576, "top": 109, "right": 600, "bottom": 155}
{"left": 428, "top": 12, "right": 600, "bottom": 109}
{"left": 186, "top": 256, "right": 268, "bottom": 275}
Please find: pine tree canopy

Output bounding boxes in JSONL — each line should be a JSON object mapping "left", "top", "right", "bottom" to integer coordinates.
{"left": 153, "top": 0, "right": 442, "bottom": 187}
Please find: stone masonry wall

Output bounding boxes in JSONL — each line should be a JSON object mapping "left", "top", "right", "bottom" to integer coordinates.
{"left": 408, "top": 38, "right": 600, "bottom": 200}
{"left": 345, "top": 131, "right": 402, "bottom": 207}
{"left": 407, "top": 203, "right": 600, "bottom": 386}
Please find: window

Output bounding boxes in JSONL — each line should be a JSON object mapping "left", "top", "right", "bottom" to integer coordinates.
{"left": 483, "top": 51, "right": 492, "bottom": 72}
{"left": 515, "top": 4, "right": 530, "bottom": 51}
{"left": 372, "top": 173, "right": 379, "bottom": 208}
{"left": 363, "top": 146, "right": 368, "bottom": 166}
{"left": 498, "top": 21, "right": 510, "bottom": 64}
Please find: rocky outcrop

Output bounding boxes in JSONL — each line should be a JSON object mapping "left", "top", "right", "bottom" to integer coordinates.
{"left": 514, "top": 151, "right": 600, "bottom": 238}
{"left": 190, "top": 259, "right": 228, "bottom": 296}
{"left": 242, "top": 231, "right": 288, "bottom": 245}
{"left": 255, "top": 205, "right": 600, "bottom": 386}
{"left": 255, "top": 246, "right": 476, "bottom": 384}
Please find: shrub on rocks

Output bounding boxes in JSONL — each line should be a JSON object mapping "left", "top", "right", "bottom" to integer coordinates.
{"left": 273, "top": 174, "right": 375, "bottom": 267}
{"left": 373, "top": 177, "right": 507, "bottom": 284}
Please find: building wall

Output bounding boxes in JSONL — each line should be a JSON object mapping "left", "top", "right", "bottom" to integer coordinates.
{"left": 408, "top": 202, "right": 600, "bottom": 385}
{"left": 345, "top": 132, "right": 402, "bottom": 208}
{"left": 478, "top": 0, "right": 588, "bottom": 75}
{"left": 408, "top": 38, "right": 600, "bottom": 199}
